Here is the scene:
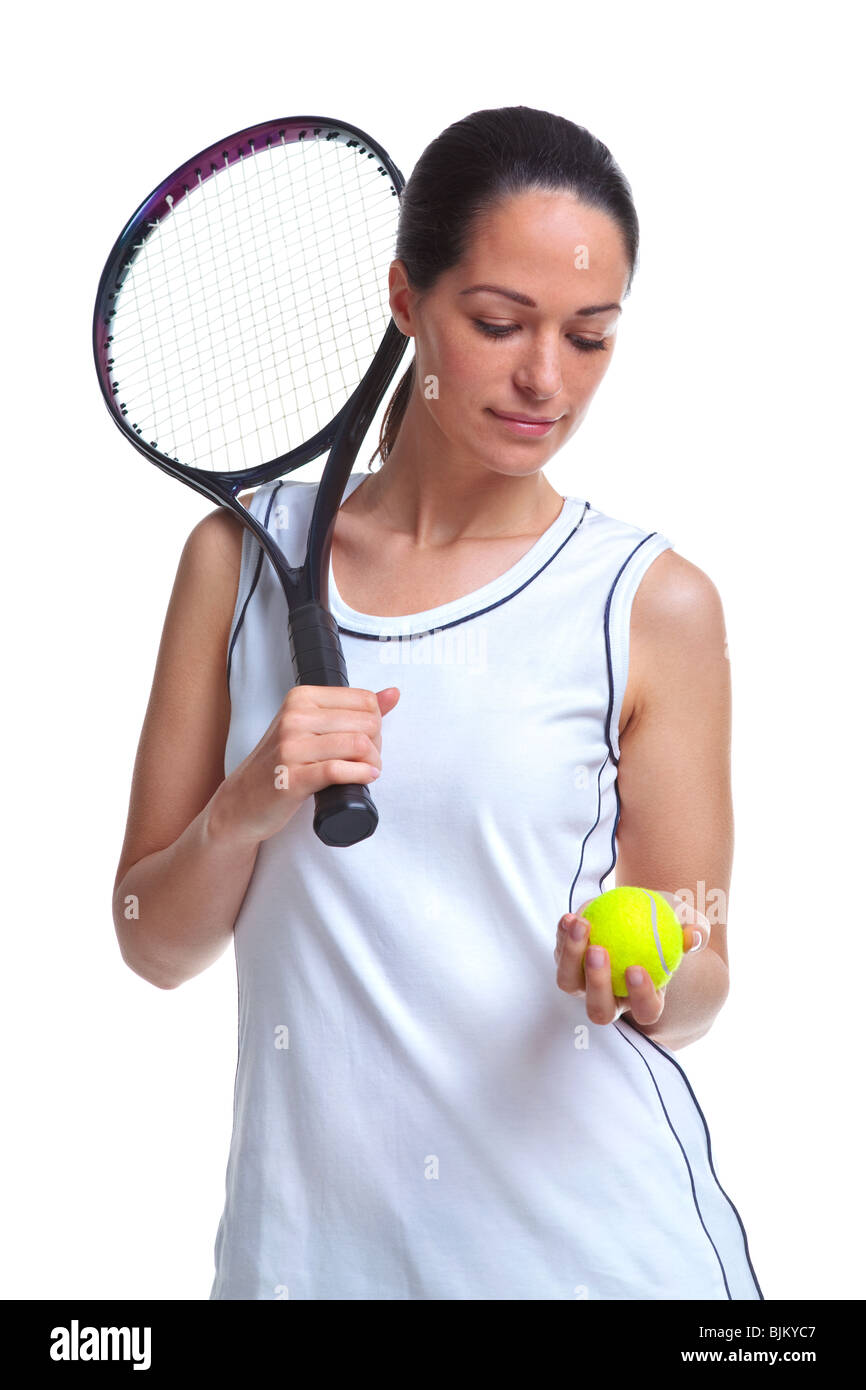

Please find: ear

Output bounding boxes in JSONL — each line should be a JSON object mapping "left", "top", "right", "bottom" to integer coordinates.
{"left": 388, "top": 259, "right": 417, "bottom": 336}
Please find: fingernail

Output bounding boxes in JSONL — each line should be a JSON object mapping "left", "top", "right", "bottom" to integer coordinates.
{"left": 688, "top": 929, "right": 703, "bottom": 952}
{"left": 586, "top": 946, "right": 605, "bottom": 968}
{"left": 568, "top": 917, "right": 585, "bottom": 941}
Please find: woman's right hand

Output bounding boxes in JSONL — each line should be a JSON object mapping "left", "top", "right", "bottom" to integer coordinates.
{"left": 208, "top": 684, "right": 401, "bottom": 847}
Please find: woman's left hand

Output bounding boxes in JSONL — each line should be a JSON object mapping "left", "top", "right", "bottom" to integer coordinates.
{"left": 553, "top": 891, "right": 710, "bottom": 1026}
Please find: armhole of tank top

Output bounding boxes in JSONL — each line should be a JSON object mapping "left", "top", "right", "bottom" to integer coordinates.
{"left": 608, "top": 532, "right": 675, "bottom": 764}
{"left": 225, "top": 483, "right": 279, "bottom": 695}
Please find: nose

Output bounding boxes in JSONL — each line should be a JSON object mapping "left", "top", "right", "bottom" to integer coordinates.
{"left": 513, "top": 331, "right": 563, "bottom": 400}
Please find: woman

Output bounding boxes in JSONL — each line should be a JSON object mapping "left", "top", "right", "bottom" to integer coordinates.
{"left": 113, "top": 106, "right": 763, "bottom": 1300}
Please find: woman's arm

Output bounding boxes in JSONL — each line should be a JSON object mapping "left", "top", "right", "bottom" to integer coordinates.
{"left": 113, "top": 496, "right": 396, "bottom": 991}
{"left": 613, "top": 551, "right": 733, "bottom": 1049}
{"left": 112, "top": 500, "right": 257, "bottom": 989}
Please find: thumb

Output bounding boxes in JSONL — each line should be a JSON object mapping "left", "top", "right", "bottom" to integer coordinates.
{"left": 376, "top": 686, "right": 401, "bottom": 714}
{"left": 662, "top": 892, "right": 711, "bottom": 954}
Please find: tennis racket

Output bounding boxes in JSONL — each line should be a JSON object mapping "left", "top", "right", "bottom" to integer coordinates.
{"left": 93, "top": 117, "right": 409, "bottom": 847}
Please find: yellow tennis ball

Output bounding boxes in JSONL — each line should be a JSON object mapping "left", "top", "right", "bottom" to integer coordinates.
{"left": 582, "top": 886, "right": 683, "bottom": 995}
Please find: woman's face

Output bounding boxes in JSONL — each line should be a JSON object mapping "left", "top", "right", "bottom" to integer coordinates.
{"left": 389, "top": 189, "right": 631, "bottom": 476}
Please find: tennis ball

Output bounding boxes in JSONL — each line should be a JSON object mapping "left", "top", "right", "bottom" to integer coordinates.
{"left": 581, "top": 886, "right": 683, "bottom": 995}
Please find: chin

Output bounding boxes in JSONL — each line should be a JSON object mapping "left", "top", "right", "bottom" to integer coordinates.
{"left": 478, "top": 425, "right": 558, "bottom": 465}
{"left": 479, "top": 452, "right": 554, "bottom": 480}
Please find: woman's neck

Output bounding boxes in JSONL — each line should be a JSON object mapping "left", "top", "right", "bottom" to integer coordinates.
{"left": 350, "top": 436, "right": 564, "bottom": 549}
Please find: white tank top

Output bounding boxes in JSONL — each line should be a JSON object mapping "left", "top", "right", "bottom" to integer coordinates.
{"left": 210, "top": 472, "right": 762, "bottom": 1301}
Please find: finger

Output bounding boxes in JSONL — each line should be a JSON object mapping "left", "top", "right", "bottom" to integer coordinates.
{"left": 288, "top": 709, "right": 383, "bottom": 739}
{"left": 683, "top": 924, "right": 706, "bottom": 954}
{"left": 295, "top": 731, "right": 382, "bottom": 769}
{"left": 291, "top": 758, "right": 382, "bottom": 798}
{"left": 584, "top": 949, "right": 665, "bottom": 1026}
{"left": 554, "top": 913, "right": 589, "bottom": 993}
{"left": 619, "top": 966, "right": 666, "bottom": 1025}
{"left": 663, "top": 894, "right": 711, "bottom": 955}
{"left": 291, "top": 686, "right": 382, "bottom": 713}
{"left": 288, "top": 708, "right": 387, "bottom": 760}
{"left": 313, "top": 759, "right": 382, "bottom": 786}
{"left": 583, "top": 941, "right": 621, "bottom": 1024}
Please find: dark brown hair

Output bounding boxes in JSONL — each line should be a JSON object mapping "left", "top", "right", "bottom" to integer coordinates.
{"left": 369, "top": 105, "right": 640, "bottom": 469}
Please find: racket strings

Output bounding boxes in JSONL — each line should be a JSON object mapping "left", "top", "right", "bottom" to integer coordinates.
{"left": 107, "top": 133, "right": 399, "bottom": 472}
{"left": 114, "top": 180, "right": 392, "bottom": 376}
{"left": 248, "top": 135, "right": 309, "bottom": 465}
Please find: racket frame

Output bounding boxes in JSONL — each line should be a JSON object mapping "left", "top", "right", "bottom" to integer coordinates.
{"left": 93, "top": 116, "right": 411, "bottom": 844}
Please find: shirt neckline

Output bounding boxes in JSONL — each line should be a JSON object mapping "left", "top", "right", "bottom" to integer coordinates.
{"left": 326, "top": 473, "right": 586, "bottom": 636}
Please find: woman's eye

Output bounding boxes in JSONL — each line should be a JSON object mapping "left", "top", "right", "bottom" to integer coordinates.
{"left": 568, "top": 336, "right": 608, "bottom": 353}
{"left": 473, "top": 320, "right": 516, "bottom": 338}
{"left": 472, "top": 319, "right": 608, "bottom": 353}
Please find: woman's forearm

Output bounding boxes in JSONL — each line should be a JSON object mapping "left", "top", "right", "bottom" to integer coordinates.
{"left": 112, "top": 786, "right": 261, "bottom": 990}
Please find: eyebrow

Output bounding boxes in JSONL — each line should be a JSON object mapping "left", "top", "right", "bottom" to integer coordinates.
{"left": 458, "top": 283, "right": 621, "bottom": 316}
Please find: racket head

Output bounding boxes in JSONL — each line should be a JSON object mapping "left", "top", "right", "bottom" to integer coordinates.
{"left": 92, "top": 116, "right": 408, "bottom": 497}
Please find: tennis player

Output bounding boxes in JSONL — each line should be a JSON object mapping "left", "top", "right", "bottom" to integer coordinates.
{"left": 113, "top": 105, "right": 763, "bottom": 1300}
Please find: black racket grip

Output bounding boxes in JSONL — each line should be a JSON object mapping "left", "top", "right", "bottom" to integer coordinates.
{"left": 287, "top": 602, "right": 378, "bottom": 847}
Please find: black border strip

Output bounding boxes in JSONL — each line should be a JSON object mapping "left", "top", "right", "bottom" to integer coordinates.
{"left": 615, "top": 1020, "right": 766, "bottom": 1299}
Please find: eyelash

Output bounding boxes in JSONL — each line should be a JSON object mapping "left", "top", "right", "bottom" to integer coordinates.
{"left": 472, "top": 319, "right": 608, "bottom": 352}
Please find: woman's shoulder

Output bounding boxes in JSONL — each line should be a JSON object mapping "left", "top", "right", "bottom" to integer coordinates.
{"left": 182, "top": 492, "right": 253, "bottom": 563}
{"left": 182, "top": 483, "right": 265, "bottom": 547}
{"left": 182, "top": 476, "right": 320, "bottom": 582}
{"left": 632, "top": 548, "right": 722, "bottom": 625}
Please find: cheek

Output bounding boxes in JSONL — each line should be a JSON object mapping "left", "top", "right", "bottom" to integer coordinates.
{"left": 568, "top": 347, "right": 613, "bottom": 397}
{"left": 561, "top": 361, "right": 608, "bottom": 432}
{"left": 421, "top": 319, "right": 490, "bottom": 398}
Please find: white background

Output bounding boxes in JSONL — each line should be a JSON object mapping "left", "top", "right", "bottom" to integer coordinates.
{"left": 3, "top": 0, "right": 862, "bottom": 1301}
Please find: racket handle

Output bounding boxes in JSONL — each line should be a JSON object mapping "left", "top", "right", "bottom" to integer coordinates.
{"left": 287, "top": 602, "right": 379, "bottom": 847}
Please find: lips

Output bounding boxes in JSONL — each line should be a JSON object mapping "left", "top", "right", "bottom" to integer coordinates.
{"left": 488, "top": 409, "right": 562, "bottom": 438}
{"left": 491, "top": 411, "right": 562, "bottom": 424}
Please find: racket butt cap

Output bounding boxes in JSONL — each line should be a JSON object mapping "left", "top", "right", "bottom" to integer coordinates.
{"left": 314, "top": 785, "right": 379, "bottom": 847}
